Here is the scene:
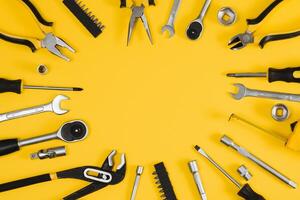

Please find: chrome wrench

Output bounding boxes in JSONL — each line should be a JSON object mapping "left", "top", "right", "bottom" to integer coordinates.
{"left": 161, "top": 0, "right": 181, "bottom": 37}
{"left": 186, "top": 0, "right": 211, "bottom": 40}
{"left": 231, "top": 83, "right": 300, "bottom": 102}
{"left": 0, "top": 95, "right": 69, "bottom": 122}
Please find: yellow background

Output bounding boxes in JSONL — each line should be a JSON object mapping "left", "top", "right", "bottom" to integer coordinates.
{"left": 0, "top": 0, "right": 300, "bottom": 199}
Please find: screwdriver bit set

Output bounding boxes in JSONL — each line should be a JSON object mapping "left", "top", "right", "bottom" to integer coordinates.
{"left": 0, "top": 0, "right": 299, "bottom": 199}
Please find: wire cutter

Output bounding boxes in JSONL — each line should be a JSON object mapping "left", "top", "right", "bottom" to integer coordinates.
{"left": 127, "top": 4, "right": 153, "bottom": 46}
{"left": 0, "top": 0, "right": 75, "bottom": 61}
{"left": 228, "top": 0, "right": 300, "bottom": 50}
{"left": 0, "top": 150, "right": 126, "bottom": 200}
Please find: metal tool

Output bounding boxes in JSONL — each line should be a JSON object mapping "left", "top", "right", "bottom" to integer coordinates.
{"left": 120, "top": 0, "right": 155, "bottom": 8}
{"left": 0, "top": 78, "right": 82, "bottom": 94}
{"left": 37, "top": 64, "right": 48, "bottom": 75}
{"left": 0, "top": 150, "right": 126, "bottom": 200}
{"left": 231, "top": 83, "right": 300, "bottom": 102}
{"left": 130, "top": 166, "right": 144, "bottom": 200}
{"left": 31, "top": 146, "right": 66, "bottom": 160}
{"left": 272, "top": 104, "right": 290, "bottom": 121}
{"left": 221, "top": 135, "right": 297, "bottom": 188}
{"left": 161, "top": 0, "right": 181, "bottom": 38}
{"left": 227, "top": 67, "right": 300, "bottom": 84}
{"left": 0, "top": 120, "right": 88, "bottom": 156}
{"left": 0, "top": 0, "right": 75, "bottom": 61}
{"left": 153, "top": 162, "right": 177, "bottom": 200}
{"left": 217, "top": 7, "right": 236, "bottom": 26}
{"left": 227, "top": 0, "right": 300, "bottom": 50}
{"left": 186, "top": 0, "right": 211, "bottom": 40}
{"left": 238, "top": 165, "right": 252, "bottom": 181}
{"left": 127, "top": 4, "right": 153, "bottom": 46}
{"left": 194, "top": 145, "right": 265, "bottom": 200}
{"left": 188, "top": 160, "right": 207, "bottom": 200}
{"left": 0, "top": 95, "right": 69, "bottom": 123}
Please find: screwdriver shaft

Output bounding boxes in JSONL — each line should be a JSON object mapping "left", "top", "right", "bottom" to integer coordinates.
{"left": 227, "top": 72, "right": 267, "bottom": 78}
{"left": 130, "top": 166, "right": 143, "bottom": 200}
{"left": 24, "top": 85, "right": 83, "bottom": 92}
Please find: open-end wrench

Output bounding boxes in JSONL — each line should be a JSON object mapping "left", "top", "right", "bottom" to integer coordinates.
{"left": 186, "top": 0, "right": 211, "bottom": 40}
{"left": 0, "top": 95, "right": 69, "bottom": 122}
{"left": 161, "top": 0, "right": 181, "bottom": 38}
{"left": 231, "top": 83, "right": 300, "bottom": 102}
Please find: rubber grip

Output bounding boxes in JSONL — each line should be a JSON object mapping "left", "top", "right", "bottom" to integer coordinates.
{"left": 268, "top": 67, "right": 300, "bottom": 83}
{"left": 120, "top": 0, "right": 126, "bottom": 8}
{"left": 246, "top": 0, "right": 283, "bottom": 25}
{"left": 0, "top": 174, "right": 51, "bottom": 192}
{"left": 238, "top": 184, "right": 265, "bottom": 200}
{"left": 0, "top": 79, "right": 22, "bottom": 94}
{"left": 0, "top": 33, "right": 37, "bottom": 52}
{"left": 259, "top": 30, "right": 300, "bottom": 48}
{"left": 21, "top": 0, "right": 53, "bottom": 26}
{"left": 149, "top": 0, "right": 155, "bottom": 6}
{"left": 0, "top": 139, "right": 20, "bottom": 156}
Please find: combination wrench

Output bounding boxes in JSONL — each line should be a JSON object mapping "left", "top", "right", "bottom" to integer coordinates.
{"left": 161, "top": 0, "right": 181, "bottom": 38}
{"left": 231, "top": 83, "right": 300, "bottom": 102}
{"left": 0, "top": 95, "right": 69, "bottom": 123}
{"left": 186, "top": 0, "right": 211, "bottom": 40}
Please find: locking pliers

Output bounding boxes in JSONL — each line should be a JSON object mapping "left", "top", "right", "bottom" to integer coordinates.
{"left": 0, "top": 0, "right": 75, "bottom": 61}
{"left": 228, "top": 0, "right": 300, "bottom": 50}
{"left": 0, "top": 150, "right": 126, "bottom": 200}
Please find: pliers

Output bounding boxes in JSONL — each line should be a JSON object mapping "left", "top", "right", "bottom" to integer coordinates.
{"left": 228, "top": 0, "right": 300, "bottom": 50}
{"left": 127, "top": 3, "right": 153, "bottom": 46}
{"left": 0, "top": 150, "right": 126, "bottom": 200}
{"left": 0, "top": 0, "right": 75, "bottom": 61}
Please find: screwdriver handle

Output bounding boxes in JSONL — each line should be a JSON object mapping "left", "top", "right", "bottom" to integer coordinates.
{"left": 268, "top": 67, "right": 300, "bottom": 83}
{"left": 0, "top": 79, "right": 22, "bottom": 94}
{"left": 238, "top": 184, "right": 265, "bottom": 200}
{"left": 0, "top": 139, "right": 20, "bottom": 156}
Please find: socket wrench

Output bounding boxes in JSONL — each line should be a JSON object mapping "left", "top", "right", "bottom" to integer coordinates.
{"left": 186, "top": 0, "right": 211, "bottom": 40}
{"left": 0, "top": 120, "right": 88, "bottom": 156}
{"left": 221, "top": 135, "right": 297, "bottom": 188}
{"left": 161, "top": 0, "right": 181, "bottom": 37}
{"left": 231, "top": 83, "right": 300, "bottom": 102}
{"left": 0, "top": 95, "right": 69, "bottom": 123}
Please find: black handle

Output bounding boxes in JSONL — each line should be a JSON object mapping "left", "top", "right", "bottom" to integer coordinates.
{"left": 259, "top": 30, "right": 300, "bottom": 48}
{"left": 148, "top": 0, "right": 156, "bottom": 6}
{"left": 0, "top": 78, "right": 22, "bottom": 94}
{"left": 246, "top": 0, "right": 283, "bottom": 25}
{"left": 268, "top": 67, "right": 300, "bottom": 83}
{"left": 120, "top": 0, "right": 126, "bottom": 8}
{"left": 0, "top": 174, "right": 51, "bottom": 192}
{"left": 0, "top": 33, "right": 37, "bottom": 52}
{"left": 0, "top": 139, "right": 20, "bottom": 156}
{"left": 238, "top": 184, "right": 266, "bottom": 200}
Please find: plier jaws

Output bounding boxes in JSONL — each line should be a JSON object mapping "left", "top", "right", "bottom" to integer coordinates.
{"left": 127, "top": 4, "right": 153, "bottom": 46}
{"left": 228, "top": 31, "right": 254, "bottom": 50}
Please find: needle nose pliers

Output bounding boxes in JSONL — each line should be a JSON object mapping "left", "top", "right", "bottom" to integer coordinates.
{"left": 0, "top": 150, "right": 126, "bottom": 200}
{"left": 228, "top": 0, "right": 300, "bottom": 50}
{"left": 0, "top": 0, "right": 75, "bottom": 61}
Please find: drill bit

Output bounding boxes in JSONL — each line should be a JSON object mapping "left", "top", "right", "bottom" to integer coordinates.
{"left": 130, "top": 166, "right": 144, "bottom": 200}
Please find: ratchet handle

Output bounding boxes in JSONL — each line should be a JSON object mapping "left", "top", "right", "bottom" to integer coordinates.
{"left": 259, "top": 30, "right": 300, "bottom": 48}
{"left": 268, "top": 67, "right": 300, "bottom": 83}
{"left": 0, "top": 139, "right": 20, "bottom": 156}
{"left": 21, "top": 0, "right": 53, "bottom": 26}
{"left": 0, "top": 173, "right": 51, "bottom": 192}
{"left": 0, "top": 78, "right": 22, "bottom": 94}
{"left": 238, "top": 184, "right": 265, "bottom": 200}
{"left": 246, "top": 0, "right": 283, "bottom": 25}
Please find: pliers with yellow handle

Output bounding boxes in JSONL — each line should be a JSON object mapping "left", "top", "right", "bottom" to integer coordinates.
{"left": 0, "top": 0, "right": 75, "bottom": 61}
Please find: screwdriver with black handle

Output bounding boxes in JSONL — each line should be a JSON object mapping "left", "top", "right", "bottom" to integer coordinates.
{"left": 194, "top": 145, "right": 265, "bottom": 200}
{"left": 0, "top": 78, "right": 83, "bottom": 94}
{"left": 227, "top": 67, "right": 300, "bottom": 83}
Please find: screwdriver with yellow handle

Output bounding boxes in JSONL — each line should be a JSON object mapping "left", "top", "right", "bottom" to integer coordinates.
{"left": 0, "top": 78, "right": 83, "bottom": 94}
{"left": 227, "top": 67, "right": 300, "bottom": 83}
{"left": 229, "top": 113, "right": 300, "bottom": 151}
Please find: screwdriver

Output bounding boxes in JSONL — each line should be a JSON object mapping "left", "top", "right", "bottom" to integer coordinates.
{"left": 227, "top": 67, "right": 300, "bottom": 83}
{"left": 0, "top": 78, "right": 83, "bottom": 94}
{"left": 194, "top": 145, "right": 265, "bottom": 200}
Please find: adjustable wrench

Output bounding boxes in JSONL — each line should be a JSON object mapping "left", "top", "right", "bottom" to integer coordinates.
{"left": 0, "top": 95, "right": 69, "bottom": 122}
{"left": 231, "top": 83, "right": 300, "bottom": 102}
{"left": 186, "top": 0, "right": 211, "bottom": 40}
{"left": 161, "top": 0, "right": 181, "bottom": 38}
